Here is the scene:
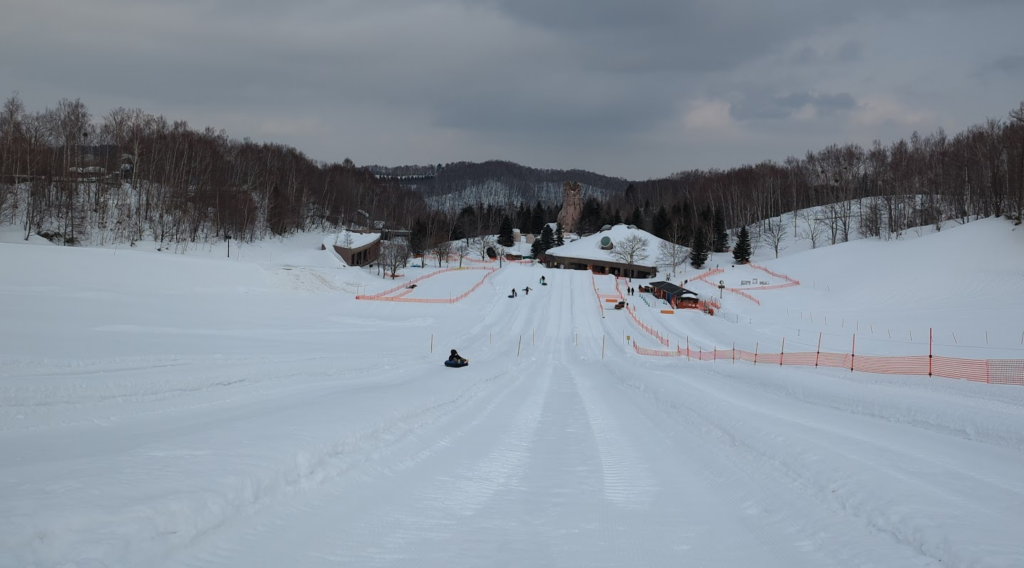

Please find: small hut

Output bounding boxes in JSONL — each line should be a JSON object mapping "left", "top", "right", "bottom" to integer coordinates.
{"left": 648, "top": 281, "right": 701, "bottom": 309}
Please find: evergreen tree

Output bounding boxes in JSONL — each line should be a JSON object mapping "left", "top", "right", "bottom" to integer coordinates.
{"left": 579, "top": 198, "right": 603, "bottom": 233}
{"left": 540, "top": 224, "right": 554, "bottom": 252}
{"left": 456, "top": 206, "right": 475, "bottom": 240}
{"left": 651, "top": 205, "right": 670, "bottom": 239}
{"left": 698, "top": 203, "right": 714, "bottom": 224}
{"left": 516, "top": 202, "right": 531, "bottom": 235}
{"left": 732, "top": 225, "right": 752, "bottom": 264}
{"left": 713, "top": 208, "right": 729, "bottom": 253}
{"left": 690, "top": 231, "right": 710, "bottom": 269}
{"left": 609, "top": 209, "right": 623, "bottom": 226}
{"left": 555, "top": 222, "right": 565, "bottom": 247}
{"left": 409, "top": 218, "right": 428, "bottom": 256}
{"left": 623, "top": 183, "right": 639, "bottom": 207}
{"left": 629, "top": 206, "right": 644, "bottom": 229}
{"left": 531, "top": 201, "right": 545, "bottom": 235}
{"left": 497, "top": 216, "right": 514, "bottom": 247}
{"left": 531, "top": 239, "right": 542, "bottom": 258}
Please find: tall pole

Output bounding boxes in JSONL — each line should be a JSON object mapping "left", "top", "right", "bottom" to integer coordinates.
{"left": 929, "top": 327, "right": 933, "bottom": 377}
{"left": 851, "top": 334, "right": 856, "bottom": 372}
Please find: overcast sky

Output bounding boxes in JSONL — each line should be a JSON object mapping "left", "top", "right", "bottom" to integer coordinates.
{"left": 3, "top": 0, "right": 1023, "bottom": 180}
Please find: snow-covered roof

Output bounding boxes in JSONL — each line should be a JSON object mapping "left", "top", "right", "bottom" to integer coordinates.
{"left": 324, "top": 231, "right": 380, "bottom": 251}
{"left": 545, "top": 224, "right": 667, "bottom": 266}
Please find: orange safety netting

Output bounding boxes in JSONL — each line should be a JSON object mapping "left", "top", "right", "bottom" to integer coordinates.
{"left": 747, "top": 263, "right": 800, "bottom": 287}
{"left": 692, "top": 268, "right": 761, "bottom": 304}
{"left": 627, "top": 343, "right": 1024, "bottom": 385}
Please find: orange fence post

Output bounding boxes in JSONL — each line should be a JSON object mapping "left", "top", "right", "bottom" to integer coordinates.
{"left": 754, "top": 342, "right": 759, "bottom": 366}
{"left": 780, "top": 337, "right": 785, "bottom": 366}
{"left": 732, "top": 342, "right": 735, "bottom": 364}
{"left": 686, "top": 336, "right": 690, "bottom": 361}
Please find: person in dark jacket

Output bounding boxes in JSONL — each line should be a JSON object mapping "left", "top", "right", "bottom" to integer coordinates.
{"left": 449, "top": 349, "right": 465, "bottom": 364}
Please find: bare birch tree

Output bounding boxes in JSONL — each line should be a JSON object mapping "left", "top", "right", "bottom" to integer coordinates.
{"left": 760, "top": 216, "right": 788, "bottom": 258}
{"left": 472, "top": 234, "right": 494, "bottom": 261}
{"left": 608, "top": 234, "right": 650, "bottom": 278}
{"left": 379, "top": 239, "right": 410, "bottom": 279}
{"left": 797, "top": 210, "right": 827, "bottom": 248}
{"left": 657, "top": 238, "right": 689, "bottom": 279}
{"left": 454, "top": 238, "right": 471, "bottom": 268}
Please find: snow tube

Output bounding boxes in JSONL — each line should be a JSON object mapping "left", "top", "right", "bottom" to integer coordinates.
{"left": 445, "top": 359, "right": 469, "bottom": 368}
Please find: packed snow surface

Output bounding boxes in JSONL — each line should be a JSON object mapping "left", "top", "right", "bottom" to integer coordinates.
{"left": 1, "top": 218, "right": 1024, "bottom": 567}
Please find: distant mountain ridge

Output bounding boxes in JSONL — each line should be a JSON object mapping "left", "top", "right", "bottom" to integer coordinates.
{"left": 367, "top": 160, "right": 632, "bottom": 210}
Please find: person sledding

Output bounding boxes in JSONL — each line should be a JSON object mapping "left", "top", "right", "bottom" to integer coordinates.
{"left": 448, "top": 349, "right": 467, "bottom": 365}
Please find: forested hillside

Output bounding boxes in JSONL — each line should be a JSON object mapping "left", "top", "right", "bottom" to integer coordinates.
{"left": 2, "top": 95, "right": 1022, "bottom": 256}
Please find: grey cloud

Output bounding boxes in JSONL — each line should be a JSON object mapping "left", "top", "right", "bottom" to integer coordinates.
{"left": 2, "top": 0, "right": 1022, "bottom": 180}
{"left": 730, "top": 92, "right": 857, "bottom": 121}
{"left": 790, "top": 41, "right": 862, "bottom": 66}
{"left": 836, "top": 41, "right": 863, "bottom": 63}
{"left": 991, "top": 55, "right": 1024, "bottom": 75}
{"left": 488, "top": 0, "right": 890, "bottom": 75}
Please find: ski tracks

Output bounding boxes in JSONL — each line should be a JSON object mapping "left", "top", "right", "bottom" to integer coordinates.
{"left": 163, "top": 358, "right": 550, "bottom": 568}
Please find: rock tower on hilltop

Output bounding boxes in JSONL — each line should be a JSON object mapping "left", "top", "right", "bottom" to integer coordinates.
{"left": 556, "top": 181, "right": 583, "bottom": 233}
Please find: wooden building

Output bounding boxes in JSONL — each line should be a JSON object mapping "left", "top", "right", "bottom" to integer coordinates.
{"left": 647, "top": 281, "right": 701, "bottom": 309}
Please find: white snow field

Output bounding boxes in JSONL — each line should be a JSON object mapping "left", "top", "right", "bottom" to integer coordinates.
{"left": 2, "top": 219, "right": 1024, "bottom": 567}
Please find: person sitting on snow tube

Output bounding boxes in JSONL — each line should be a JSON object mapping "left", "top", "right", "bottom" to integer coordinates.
{"left": 449, "top": 349, "right": 466, "bottom": 364}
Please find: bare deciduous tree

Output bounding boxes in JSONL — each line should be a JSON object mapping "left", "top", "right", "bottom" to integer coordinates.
{"left": 429, "top": 237, "right": 453, "bottom": 268}
{"left": 760, "top": 216, "right": 788, "bottom": 258}
{"left": 608, "top": 233, "right": 650, "bottom": 277}
{"left": 492, "top": 242, "right": 509, "bottom": 267}
{"left": 379, "top": 239, "right": 410, "bottom": 279}
{"left": 797, "top": 210, "right": 826, "bottom": 248}
{"left": 454, "top": 238, "right": 471, "bottom": 268}
{"left": 657, "top": 238, "right": 689, "bottom": 279}
{"left": 472, "top": 234, "right": 494, "bottom": 261}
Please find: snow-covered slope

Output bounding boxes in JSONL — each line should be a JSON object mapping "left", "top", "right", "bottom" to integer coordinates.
{"left": 1, "top": 219, "right": 1023, "bottom": 567}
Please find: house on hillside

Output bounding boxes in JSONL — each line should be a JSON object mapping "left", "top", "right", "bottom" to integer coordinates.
{"left": 543, "top": 224, "right": 660, "bottom": 278}
{"left": 324, "top": 231, "right": 381, "bottom": 267}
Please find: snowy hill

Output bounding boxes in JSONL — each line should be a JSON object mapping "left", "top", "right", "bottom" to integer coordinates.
{"left": 1, "top": 217, "right": 1024, "bottom": 567}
